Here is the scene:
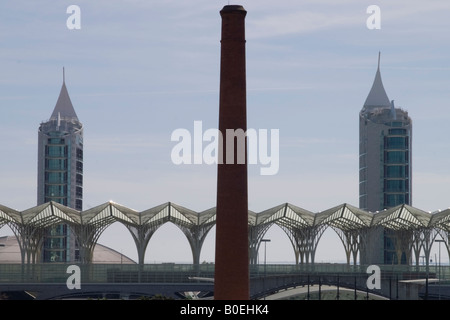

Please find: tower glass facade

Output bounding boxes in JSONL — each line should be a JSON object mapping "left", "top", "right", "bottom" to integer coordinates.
{"left": 359, "top": 109, "right": 412, "bottom": 212}
{"left": 37, "top": 75, "right": 83, "bottom": 262}
{"left": 359, "top": 55, "right": 412, "bottom": 264}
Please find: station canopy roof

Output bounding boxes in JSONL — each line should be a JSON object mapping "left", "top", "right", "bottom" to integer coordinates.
{"left": 0, "top": 201, "right": 447, "bottom": 233}
{"left": 372, "top": 204, "right": 431, "bottom": 230}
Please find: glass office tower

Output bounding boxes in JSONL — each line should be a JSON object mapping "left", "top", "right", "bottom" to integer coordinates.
{"left": 37, "top": 71, "right": 83, "bottom": 262}
{"left": 359, "top": 54, "right": 412, "bottom": 264}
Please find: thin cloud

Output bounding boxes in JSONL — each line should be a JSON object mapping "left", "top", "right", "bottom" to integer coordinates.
{"left": 87, "top": 135, "right": 167, "bottom": 153}
{"left": 247, "top": 10, "right": 360, "bottom": 39}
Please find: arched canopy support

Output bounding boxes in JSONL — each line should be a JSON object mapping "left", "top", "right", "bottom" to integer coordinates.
{"left": 373, "top": 204, "right": 431, "bottom": 265}
{"left": 248, "top": 222, "right": 273, "bottom": 265}
{"left": 315, "top": 204, "right": 372, "bottom": 265}
{"left": 250, "top": 203, "right": 316, "bottom": 265}
{"left": 6, "top": 201, "right": 450, "bottom": 269}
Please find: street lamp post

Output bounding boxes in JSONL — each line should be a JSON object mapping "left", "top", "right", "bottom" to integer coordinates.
{"left": 261, "top": 239, "right": 271, "bottom": 299}
{"left": 435, "top": 239, "right": 445, "bottom": 300}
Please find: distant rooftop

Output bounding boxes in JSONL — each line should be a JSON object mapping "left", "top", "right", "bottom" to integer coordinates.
{"left": 0, "top": 236, "right": 136, "bottom": 264}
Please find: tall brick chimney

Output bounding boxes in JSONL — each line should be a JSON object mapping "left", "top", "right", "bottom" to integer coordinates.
{"left": 214, "top": 4, "right": 249, "bottom": 300}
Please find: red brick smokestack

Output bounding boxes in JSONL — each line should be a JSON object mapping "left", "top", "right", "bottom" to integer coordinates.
{"left": 214, "top": 5, "right": 249, "bottom": 300}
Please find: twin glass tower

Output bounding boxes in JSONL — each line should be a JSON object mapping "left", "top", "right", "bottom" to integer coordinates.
{"left": 34, "top": 54, "right": 411, "bottom": 264}
{"left": 37, "top": 69, "right": 83, "bottom": 262}
{"left": 359, "top": 53, "right": 412, "bottom": 264}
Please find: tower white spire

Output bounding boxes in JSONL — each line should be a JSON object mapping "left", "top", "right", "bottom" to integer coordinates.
{"left": 50, "top": 69, "right": 79, "bottom": 122}
{"left": 363, "top": 52, "right": 390, "bottom": 109}
{"left": 378, "top": 51, "right": 381, "bottom": 69}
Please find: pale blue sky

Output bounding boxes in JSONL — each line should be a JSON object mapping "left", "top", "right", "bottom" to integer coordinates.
{"left": 1, "top": 0, "right": 450, "bottom": 263}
